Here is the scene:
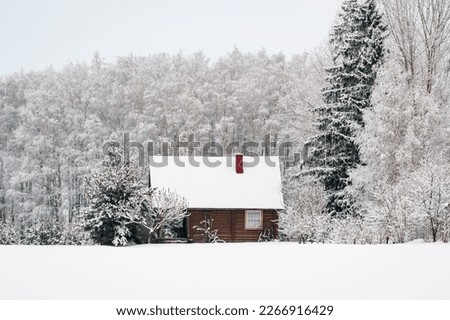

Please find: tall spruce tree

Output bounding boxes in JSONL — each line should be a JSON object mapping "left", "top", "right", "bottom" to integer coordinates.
{"left": 304, "top": 0, "right": 387, "bottom": 215}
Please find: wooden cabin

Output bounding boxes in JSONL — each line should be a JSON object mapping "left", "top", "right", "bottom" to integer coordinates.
{"left": 150, "top": 154, "right": 284, "bottom": 242}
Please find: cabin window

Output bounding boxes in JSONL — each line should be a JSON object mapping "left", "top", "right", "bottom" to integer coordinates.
{"left": 245, "top": 210, "right": 262, "bottom": 229}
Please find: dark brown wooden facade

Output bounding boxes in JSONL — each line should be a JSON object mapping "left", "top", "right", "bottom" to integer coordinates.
{"left": 188, "top": 209, "right": 278, "bottom": 242}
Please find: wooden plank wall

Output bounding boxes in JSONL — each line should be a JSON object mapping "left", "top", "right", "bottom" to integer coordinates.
{"left": 188, "top": 209, "right": 278, "bottom": 242}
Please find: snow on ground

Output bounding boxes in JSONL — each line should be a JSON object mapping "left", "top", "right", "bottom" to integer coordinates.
{"left": 0, "top": 242, "right": 449, "bottom": 300}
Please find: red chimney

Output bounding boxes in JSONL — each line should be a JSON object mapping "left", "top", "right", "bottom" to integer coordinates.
{"left": 236, "top": 153, "right": 244, "bottom": 174}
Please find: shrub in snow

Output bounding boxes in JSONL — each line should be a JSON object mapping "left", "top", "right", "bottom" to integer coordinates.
{"left": 280, "top": 177, "right": 329, "bottom": 243}
{"left": 1, "top": 212, "right": 89, "bottom": 246}
{"left": 60, "top": 217, "right": 91, "bottom": 245}
{"left": 328, "top": 216, "right": 364, "bottom": 244}
{"left": 19, "top": 211, "right": 64, "bottom": 245}
{"left": 409, "top": 156, "right": 450, "bottom": 243}
{"left": 193, "top": 219, "right": 225, "bottom": 243}
{"left": 145, "top": 188, "right": 189, "bottom": 243}
{"left": 355, "top": 180, "right": 411, "bottom": 244}
{"left": 0, "top": 222, "right": 20, "bottom": 245}
{"left": 258, "top": 226, "right": 276, "bottom": 242}
{"left": 281, "top": 175, "right": 385, "bottom": 244}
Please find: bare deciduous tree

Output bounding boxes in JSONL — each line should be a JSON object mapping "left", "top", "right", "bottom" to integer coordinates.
{"left": 416, "top": 0, "right": 450, "bottom": 93}
{"left": 381, "top": 0, "right": 422, "bottom": 80}
{"left": 381, "top": 0, "right": 450, "bottom": 92}
{"left": 145, "top": 188, "right": 189, "bottom": 243}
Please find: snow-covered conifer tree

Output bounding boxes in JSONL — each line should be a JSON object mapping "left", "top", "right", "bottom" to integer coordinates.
{"left": 303, "top": 0, "right": 386, "bottom": 215}
{"left": 81, "top": 150, "right": 151, "bottom": 246}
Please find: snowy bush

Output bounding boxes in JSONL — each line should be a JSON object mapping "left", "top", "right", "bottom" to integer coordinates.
{"left": 363, "top": 181, "right": 411, "bottom": 244}
{"left": 1, "top": 212, "right": 89, "bottom": 246}
{"left": 280, "top": 177, "right": 329, "bottom": 243}
{"left": 409, "top": 156, "right": 450, "bottom": 242}
{"left": 327, "top": 216, "right": 364, "bottom": 244}
{"left": 19, "top": 211, "right": 64, "bottom": 245}
{"left": 0, "top": 222, "right": 20, "bottom": 245}
{"left": 144, "top": 188, "right": 189, "bottom": 243}
{"left": 258, "top": 227, "right": 276, "bottom": 242}
{"left": 60, "top": 217, "right": 91, "bottom": 245}
{"left": 193, "top": 219, "right": 225, "bottom": 243}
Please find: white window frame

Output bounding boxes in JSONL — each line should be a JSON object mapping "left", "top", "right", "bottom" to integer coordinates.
{"left": 245, "top": 210, "right": 263, "bottom": 230}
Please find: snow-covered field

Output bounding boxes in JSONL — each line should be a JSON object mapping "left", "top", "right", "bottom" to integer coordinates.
{"left": 0, "top": 242, "right": 449, "bottom": 300}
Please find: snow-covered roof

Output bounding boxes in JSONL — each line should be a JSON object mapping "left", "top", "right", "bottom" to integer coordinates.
{"left": 149, "top": 156, "right": 284, "bottom": 209}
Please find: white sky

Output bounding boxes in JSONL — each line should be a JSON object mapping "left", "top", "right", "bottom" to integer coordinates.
{"left": 0, "top": 0, "right": 343, "bottom": 75}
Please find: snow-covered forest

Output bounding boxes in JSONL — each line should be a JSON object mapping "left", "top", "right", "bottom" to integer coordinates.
{"left": 0, "top": 0, "right": 449, "bottom": 245}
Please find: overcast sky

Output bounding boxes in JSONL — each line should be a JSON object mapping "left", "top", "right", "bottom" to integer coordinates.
{"left": 0, "top": 0, "right": 343, "bottom": 75}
